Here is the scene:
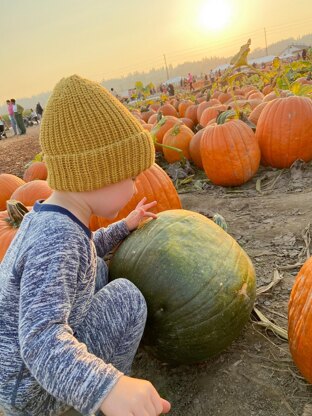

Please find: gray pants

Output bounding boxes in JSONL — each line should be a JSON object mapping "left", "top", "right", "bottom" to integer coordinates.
{"left": 1, "top": 258, "right": 147, "bottom": 416}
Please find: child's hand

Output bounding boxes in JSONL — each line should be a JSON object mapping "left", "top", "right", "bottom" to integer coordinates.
{"left": 100, "top": 375, "right": 171, "bottom": 416}
{"left": 125, "top": 198, "right": 157, "bottom": 231}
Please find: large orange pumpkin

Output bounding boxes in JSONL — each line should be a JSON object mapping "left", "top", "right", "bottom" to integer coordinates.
{"left": 10, "top": 180, "right": 53, "bottom": 206}
{"left": 162, "top": 124, "right": 194, "bottom": 164}
{"left": 89, "top": 164, "right": 182, "bottom": 230}
{"left": 201, "top": 119, "right": 260, "bottom": 186}
{"left": 288, "top": 257, "right": 312, "bottom": 383}
{"left": 256, "top": 96, "right": 312, "bottom": 168}
{"left": 23, "top": 161, "right": 48, "bottom": 182}
{"left": 0, "top": 174, "right": 25, "bottom": 211}
{"left": 0, "top": 200, "right": 30, "bottom": 261}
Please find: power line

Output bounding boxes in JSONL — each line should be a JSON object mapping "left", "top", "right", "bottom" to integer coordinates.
{"left": 99, "top": 16, "right": 312, "bottom": 81}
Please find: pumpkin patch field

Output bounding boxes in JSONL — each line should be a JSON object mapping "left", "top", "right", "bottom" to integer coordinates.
{"left": 1, "top": 95, "right": 312, "bottom": 415}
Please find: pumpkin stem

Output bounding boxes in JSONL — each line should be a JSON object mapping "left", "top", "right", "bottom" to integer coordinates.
{"left": 5, "top": 200, "right": 29, "bottom": 228}
{"left": 156, "top": 111, "right": 163, "bottom": 122}
{"left": 170, "top": 122, "right": 183, "bottom": 136}
{"left": 216, "top": 109, "right": 237, "bottom": 125}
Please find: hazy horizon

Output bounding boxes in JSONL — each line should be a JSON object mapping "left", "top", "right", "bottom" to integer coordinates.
{"left": 1, "top": 0, "right": 312, "bottom": 103}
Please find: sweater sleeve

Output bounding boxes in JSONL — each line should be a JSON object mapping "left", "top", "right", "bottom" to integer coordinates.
{"left": 93, "top": 220, "right": 130, "bottom": 258}
{"left": 18, "top": 229, "right": 123, "bottom": 415}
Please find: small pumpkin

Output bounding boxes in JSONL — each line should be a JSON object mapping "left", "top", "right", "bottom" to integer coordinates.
{"left": 158, "top": 103, "right": 178, "bottom": 117}
{"left": 162, "top": 123, "right": 194, "bottom": 163}
{"left": 178, "top": 100, "right": 193, "bottom": 118}
{"left": 89, "top": 163, "right": 182, "bottom": 230}
{"left": 10, "top": 180, "right": 53, "bottom": 206}
{"left": 0, "top": 174, "right": 25, "bottom": 211}
{"left": 109, "top": 209, "right": 256, "bottom": 364}
{"left": 150, "top": 116, "right": 180, "bottom": 151}
{"left": 200, "top": 105, "right": 227, "bottom": 127}
{"left": 23, "top": 161, "right": 48, "bottom": 182}
{"left": 0, "top": 200, "right": 30, "bottom": 262}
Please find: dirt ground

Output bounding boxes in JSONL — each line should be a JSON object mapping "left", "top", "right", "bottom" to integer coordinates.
{"left": 1, "top": 126, "right": 312, "bottom": 416}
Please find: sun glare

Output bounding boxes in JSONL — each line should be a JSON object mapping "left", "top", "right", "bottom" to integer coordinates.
{"left": 198, "top": 0, "right": 232, "bottom": 32}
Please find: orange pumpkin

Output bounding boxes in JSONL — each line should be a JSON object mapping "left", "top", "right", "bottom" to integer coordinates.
{"left": 180, "top": 117, "right": 194, "bottom": 130}
{"left": 150, "top": 116, "right": 180, "bottom": 150}
{"left": 0, "top": 201, "right": 30, "bottom": 261}
{"left": 23, "top": 161, "right": 48, "bottom": 182}
{"left": 262, "top": 85, "right": 273, "bottom": 95}
{"left": 140, "top": 109, "right": 155, "bottom": 123}
{"left": 162, "top": 124, "right": 194, "bottom": 163}
{"left": 89, "top": 163, "right": 181, "bottom": 230}
{"left": 201, "top": 119, "right": 260, "bottom": 186}
{"left": 256, "top": 96, "right": 312, "bottom": 168}
{"left": 289, "top": 256, "right": 312, "bottom": 383}
{"left": 159, "top": 103, "right": 178, "bottom": 117}
{"left": 148, "top": 113, "right": 158, "bottom": 125}
{"left": 217, "top": 92, "right": 232, "bottom": 104}
{"left": 248, "top": 102, "right": 268, "bottom": 126}
{"left": 184, "top": 104, "right": 198, "bottom": 125}
{"left": 196, "top": 99, "right": 221, "bottom": 123}
{"left": 189, "top": 128, "right": 206, "bottom": 169}
{"left": 0, "top": 174, "right": 25, "bottom": 211}
{"left": 178, "top": 100, "right": 193, "bottom": 118}
{"left": 262, "top": 91, "right": 278, "bottom": 102}
{"left": 11, "top": 180, "right": 53, "bottom": 206}
{"left": 200, "top": 105, "right": 227, "bottom": 127}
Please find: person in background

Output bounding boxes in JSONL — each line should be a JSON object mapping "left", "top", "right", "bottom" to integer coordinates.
{"left": 30, "top": 109, "right": 39, "bottom": 124}
{"left": 302, "top": 49, "right": 307, "bottom": 60}
{"left": 0, "top": 116, "right": 7, "bottom": 139}
{"left": 36, "top": 102, "right": 44, "bottom": 120}
{"left": 187, "top": 72, "right": 194, "bottom": 91}
{"left": 167, "top": 83, "right": 174, "bottom": 96}
{"left": 11, "top": 99, "right": 26, "bottom": 135}
{"left": 6, "top": 99, "right": 18, "bottom": 136}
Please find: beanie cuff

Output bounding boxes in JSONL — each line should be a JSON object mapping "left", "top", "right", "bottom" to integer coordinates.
{"left": 45, "top": 130, "right": 155, "bottom": 192}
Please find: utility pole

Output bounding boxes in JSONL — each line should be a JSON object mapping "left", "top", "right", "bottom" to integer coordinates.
{"left": 163, "top": 54, "right": 169, "bottom": 80}
{"left": 264, "top": 28, "right": 268, "bottom": 56}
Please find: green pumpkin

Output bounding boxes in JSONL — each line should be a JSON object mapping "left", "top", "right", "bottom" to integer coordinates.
{"left": 109, "top": 209, "right": 256, "bottom": 364}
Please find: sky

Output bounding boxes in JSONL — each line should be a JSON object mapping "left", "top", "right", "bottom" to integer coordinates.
{"left": 1, "top": 0, "right": 312, "bottom": 101}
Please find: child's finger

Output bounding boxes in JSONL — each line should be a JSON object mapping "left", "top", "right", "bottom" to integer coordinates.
{"left": 141, "top": 201, "right": 157, "bottom": 210}
{"left": 135, "top": 197, "right": 147, "bottom": 208}
{"left": 143, "top": 212, "right": 158, "bottom": 219}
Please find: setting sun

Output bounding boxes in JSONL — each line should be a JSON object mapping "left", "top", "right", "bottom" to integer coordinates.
{"left": 198, "top": 0, "right": 232, "bottom": 32}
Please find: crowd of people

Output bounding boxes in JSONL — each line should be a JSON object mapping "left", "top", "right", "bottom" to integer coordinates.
{"left": 0, "top": 101, "right": 44, "bottom": 139}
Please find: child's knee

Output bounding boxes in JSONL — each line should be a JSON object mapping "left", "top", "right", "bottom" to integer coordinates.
{"left": 113, "top": 278, "right": 147, "bottom": 322}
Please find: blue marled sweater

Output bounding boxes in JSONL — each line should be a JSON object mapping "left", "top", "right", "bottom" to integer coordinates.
{"left": 0, "top": 201, "right": 130, "bottom": 415}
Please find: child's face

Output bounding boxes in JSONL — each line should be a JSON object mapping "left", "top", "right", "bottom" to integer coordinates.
{"left": 84, "top": 178, "right": 137, "bottom": 219}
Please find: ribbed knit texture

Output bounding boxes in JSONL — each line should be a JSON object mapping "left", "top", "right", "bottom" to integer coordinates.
{"left": 40, "top": 75, "right": 155, "bottom": 192}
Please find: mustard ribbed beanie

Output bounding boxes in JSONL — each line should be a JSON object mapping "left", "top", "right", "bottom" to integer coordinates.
{"left": 40, "top": 75, "right": 155, "bottom": 192}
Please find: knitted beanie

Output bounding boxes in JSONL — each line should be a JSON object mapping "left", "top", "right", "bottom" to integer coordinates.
{"left": 40, "top": 75, "right": 155, "bottom": 192}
